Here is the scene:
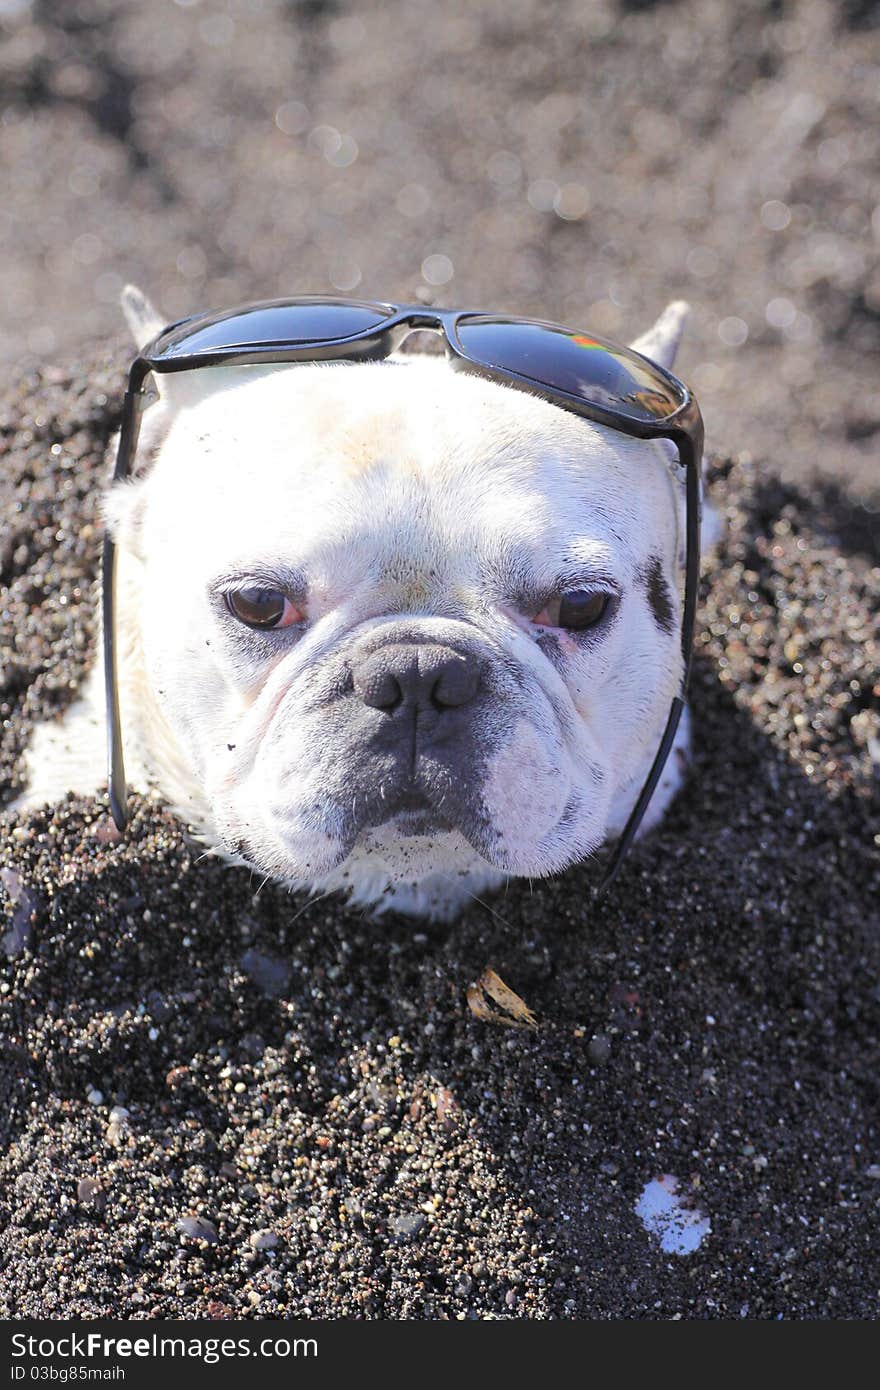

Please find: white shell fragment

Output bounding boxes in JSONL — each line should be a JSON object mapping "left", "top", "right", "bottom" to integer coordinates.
{"left": 635, "top": 1175, "right": 711, "bottom": 1255}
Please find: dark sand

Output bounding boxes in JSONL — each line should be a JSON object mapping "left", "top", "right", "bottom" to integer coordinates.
{"left": 0, "top": 348, "right": 878, "bottom": 1319}
{"left": 1, "top": 0, "right": 879, "bottom": 1322}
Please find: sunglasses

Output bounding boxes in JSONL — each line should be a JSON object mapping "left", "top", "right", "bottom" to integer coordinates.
{"left": 105, "top": 296, "right": 704, "bottom": 892}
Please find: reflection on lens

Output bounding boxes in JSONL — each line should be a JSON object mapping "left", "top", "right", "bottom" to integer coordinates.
{"left": 457, "top": 317, "right": 683, "bottom": 421}
{"left": 153, "top": 299, "right": 395, "bottom": 359}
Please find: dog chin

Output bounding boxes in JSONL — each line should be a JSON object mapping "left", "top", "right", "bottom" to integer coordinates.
{"left": 351, "top": 813, "right": 607, "bottom": 883}
{"left": 227, "top": 798, "right": 608, "bottom": 891}
{"left": 350, "top": 819, "right": 476, "bottom": 881}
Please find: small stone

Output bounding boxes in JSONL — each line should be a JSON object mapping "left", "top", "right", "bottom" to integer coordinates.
{"left": 0, "top": 867, "right": 40, "bottom": 956}
{"left": 240, "top": 948, "right": 291, "bottom": 998}
{"left": 105, "top": 1123, "right": 127, "bottom": 1149}
{"left": 866, "top": 1165, "right": 880, "bottom": 1180}
{"left": 76, "top": 1177, "right": 107, "bottom": 1212}
{"left": 92, "top": 817, "right": 122, "bottom": 844}
{"left": 178, "top": 1216, "right": 219, "bottom": 1244}
{"left": 203, "top": 1302, "right": 234, "bottom": 1319}
{"left": 388, "top": 1212, "right": 426, "bottom": 1242}
{"left": 587, "top": 1033, "right": 612, "bottom": 1064}
{"left": 250, "top": 1229, "right": 280, "bottom": 1251}
{"left": 146, "top": 990, "right": 172, "bottom": 1023}
{"left": 0, "top": 868, "right": 23, "bottom": 902}
{"left": 435, "top": 1086, "right": 460, "bottom": 1128}
{"left": 86, "top": 1088, "right": 103, "bottom": 1106}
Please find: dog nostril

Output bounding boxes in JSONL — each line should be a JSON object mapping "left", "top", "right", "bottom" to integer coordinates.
{"left": 431, "top": 658, "right": 480, "bottom": 709}
{"left": 355, "top": 667, "right": 403, "bottom": 711}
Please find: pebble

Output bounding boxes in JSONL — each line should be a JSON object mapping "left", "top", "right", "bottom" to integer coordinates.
{"left": 388, "top": 1213, "right": 426, "bottom": 1242}
{"left": 1, "top": 868, "right": 23, "bottom": 902}
{"left": 249, "top": 1230, "right": 280, "bottom": 1251}
{"left": 92, "top": 818, "right": 123, "bottom": 845}
{"left": 0, "top": 867, "right": 40, "bottom": 956}
{"left": 587, "top": 1033, "right": 612, "bottom": 1064}
{"left": 178, "top": 1217, "right": 219, "bottom": 1244}
{"left": 76, "top": 1178, "right": 107, "bottom": 1212}
{"left": 239, "top": 948, "right": 291, "bottom": 999}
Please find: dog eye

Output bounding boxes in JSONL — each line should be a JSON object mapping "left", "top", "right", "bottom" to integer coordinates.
{"left": 534, "top": 590, "right": 610, "bottom": 631}
{"left": 225, "top": 587, "right": 302, "bottom": 630}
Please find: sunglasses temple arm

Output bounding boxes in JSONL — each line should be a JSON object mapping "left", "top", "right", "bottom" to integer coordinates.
{"left": 678, "top": 427, "right": 702, "bottom": 688}
{"left": 596, "top": 436, "right": 702, "bottom": 895}
{"left": 595, "top": 694, "right": 686, "bottom": 895}
{"left": 103, "top": 532, "right": 127, "bottom": 831}
{"left": 104, "top": 366, "right": 149, "bottom": 832}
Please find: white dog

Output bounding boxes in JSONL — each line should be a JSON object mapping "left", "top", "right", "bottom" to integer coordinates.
{"left": 13, "top": 289, "right": 712, "bottom": 919}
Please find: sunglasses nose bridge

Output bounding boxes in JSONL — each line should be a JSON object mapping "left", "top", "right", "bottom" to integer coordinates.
{"left": 396, "top": 310, "right": 451, "bottom": 334}
{"left": 407, "top": 312, "right": 441, "bottom": 328}
{"left": 392, "top": 311, "right": 459, "bottom": 356}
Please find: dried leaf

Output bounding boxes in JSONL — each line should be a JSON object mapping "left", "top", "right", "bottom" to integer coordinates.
{"left": 466, "top": 968, "right": 537, "bottom": 1029}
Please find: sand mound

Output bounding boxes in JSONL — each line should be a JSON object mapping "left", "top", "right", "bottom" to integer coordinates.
{"left": 1, "top": 351, "right": 877, "bottom": 1318}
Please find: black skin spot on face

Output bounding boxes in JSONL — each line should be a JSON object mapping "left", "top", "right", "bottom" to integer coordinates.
{"left": 641, "top": 554, "right": 675, "bottom": 634}
{"left": 554, "top": 791, "right": 581, "bottom": 839}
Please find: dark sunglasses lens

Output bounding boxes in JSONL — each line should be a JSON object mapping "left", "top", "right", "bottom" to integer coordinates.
{"left": 457, "top": 317, "right": 684, "bottom": 421}
{"left": 152, "top": 299, "right": 395, "bottom": 359}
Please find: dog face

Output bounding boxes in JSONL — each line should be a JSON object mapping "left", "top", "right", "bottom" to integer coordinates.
{"left": 108, "top": 296, "right": 689, "bottom": 898}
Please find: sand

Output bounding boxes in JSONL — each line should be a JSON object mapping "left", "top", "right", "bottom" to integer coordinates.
{"left": 0, "top": 349, "right": 878, "bottom": 1318}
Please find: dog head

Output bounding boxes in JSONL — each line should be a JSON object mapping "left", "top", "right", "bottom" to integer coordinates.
{"left": 107, "top": 290, "right": 691, "bottom": 901}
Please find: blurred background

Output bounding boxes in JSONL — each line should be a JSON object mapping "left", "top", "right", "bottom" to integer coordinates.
{"left": 1, "top": 0, "right": 877, "bottom": 485}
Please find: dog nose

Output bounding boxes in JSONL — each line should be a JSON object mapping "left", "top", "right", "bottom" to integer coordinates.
{"left": 353, "top": 643, "right": 482, "bottom": 713}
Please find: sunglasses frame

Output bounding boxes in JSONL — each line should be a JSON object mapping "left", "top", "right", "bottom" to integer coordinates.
{"left": 104, "top": 296, "right": 704, "bottom": 893}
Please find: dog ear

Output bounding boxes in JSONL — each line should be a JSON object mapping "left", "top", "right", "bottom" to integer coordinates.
{"left": 120, "top": 284, "right": 216, "bottom": 411}
{"left": 629, "top": 302, "right": 724, "bottom": 564}
{"left": 120, "top": 284, "right": 165, "bottom": 351}
{"left": 628, "top": 300, "right": 689, "bottom": 371}
{"left": 106, "top": 287, "right": 173, "bottom": 559}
